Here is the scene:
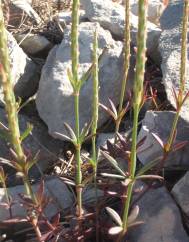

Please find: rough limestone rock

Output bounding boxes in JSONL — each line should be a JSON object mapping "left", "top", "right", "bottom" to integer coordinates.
{"left": 0, "top": 177, "right": 74, "bottom": 220}
{"left": 172, "top": 172, "right": 189, "bottom": 217}
{"left": 81, "top": 0, "right": 161, "bottom": 61}
{"left": 128, "top": 184, "right": 189, "bottom": 242}
{"left": 14, "top": 34, "right": 52, "bottom": 56}
{"left": 137, "top": 111, "right": 189, "bottom": 167}
{"left": 1, "top": 32, "right": 40, "bottom": 102}
{"left": 36, "top": 22, "right": 135, "bottom": 139}
{"left": 0, "top": 108, "right": 64, "bottom": 183}
{"left": 129, "top": 0, "right": 166, "bottom": 25}
{"left": 58, "top": 10, "right": 87, "bottom": 26}
{"left": 82, "top": 185, "right": 104, "bottom": 205}
{"left": 159, "top": 0, "right": 189, "bottom": 123}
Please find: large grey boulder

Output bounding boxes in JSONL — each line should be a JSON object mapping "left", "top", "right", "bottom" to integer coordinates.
{"left": 172, "top": 172, "right": 189, "bottom": 217}
{"left": 14, "top": 34, "right": 52, "bottom": 56}
{"left": 137, "top": 111, "right": 189, "bottom": 167}
{"left": 36, "top": 22, "right": 134, "bottom": 139}
{"left": 0, "top": 177, "right": 73, "bottom": 220}
{"left": 0, "top": 108, "right": 64, "bottom": 183}
{"left": 81, "top": 0, "right": 161, "bottom": 61}
{"left": 129, "top": 0, "right": 166, "bottom": 25}
{"left": 128, "top": 184, "right": 189, "bottom": 242}
{"left": 2, "top": 32, "right": 41, "bottom": 102}
{"left": 159, "top": 0, "right": 189, "bottom": 123}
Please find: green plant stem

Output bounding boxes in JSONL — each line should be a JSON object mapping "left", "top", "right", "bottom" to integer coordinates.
{"left": 115, "top": 0, "right": 130, "bottom": 137}
{"left": 71, "top": 0, "right": 79, "bottom": 84}
{"left": 0, "top": 2, "right": 35, "bottom": 199}
{"left": 74, "top": 93, "right": 82, "bottom": 217}
{"left": 92, "top": 27, "right": 99, "bottom": 242}
{"left": 180, "top": 0, "right": 189, "bottom": 92}
{"left": 165, "top": 110, "right": 180, "bottom": 152}
{"left": 0, "top": 12, "right": 24, "bottom": 163}
{"left": 118, "top": 1, "right": 148, "bottom": 240}
{"left": 165, "top": 0, "right": 189, "bottom": 154}
{"left": 71, "top": 0, "right": 83, "bottom": 217}
{"left": 23, "top": 174, "right": 36, "bottom": 202}
{"left": 0, "top": 4, "right": 40, "bottom": 240}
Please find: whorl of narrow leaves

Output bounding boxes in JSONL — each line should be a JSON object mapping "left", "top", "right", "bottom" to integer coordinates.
{"left": 0, "top": 2, "right": 25, "bottom": 163}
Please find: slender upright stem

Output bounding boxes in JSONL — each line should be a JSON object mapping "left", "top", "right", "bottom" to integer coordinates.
{"left": 180, "top": 0, "right": 189, "bottom": 93}
{"left": 0, "top": 1, "right": 35, "bottom": 199}
{"left": 92, "top": 28, "right": 99, "bottom": 164}
{"left": 117, "top": 1, "right": 148, "bottom": 240}
{"left": 0, "top": 3, "right": 41, "bottom": 239}
{"left": 71, "top": 0, "right": 79, "bottom": 84}
{"left": 115, "top": 0, "right": 130, "bottom": 135}
{"left": 71, "top": 0, "right": 83, "bottom": 217}
{"left": 166, "top": 0, "right": 189, "bottom": 153}
{"left": 0, "top": 6, "right": 25, "bottom": 163}
{"left": 92, "top": 27, "right": 99, "bottom": 242}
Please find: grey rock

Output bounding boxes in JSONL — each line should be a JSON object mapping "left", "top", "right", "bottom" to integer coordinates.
{"left": 82, "top": 185, "right": 104, "bottom": 205}
{"left": 58, "top": 10, "right": 87, "bottom": 26}
{"left": 137, "top": 111, "right": 189, "bottom": 167}
{"left": 159, "top": 0, "right": 189, "bottom": 123}
{"left": 14, "top": 34, "right": 52, "bottom": 55}
{"left": 81, "top": 0, "right": 161, "bottom": 61}
{"left": 1, "top": 32, "right": 40, "bottom": 102}
{"left": 128, "top": 184, "right": 189, "bottom": 242}
{"left": 36, "top": 22, "right": 134, "bottom": 139}
{"left": 0, "top": 108, "right": 65, "bottom": 182}
{"left": 172, "top": 171, "right": 189, "bottom": 217}
{"left": 96, "top": 133, "right": 116, "bottom": 151}
{"left": 129, "top": 0, "right": 166, "bottom": 25}
{"left": 0, "top": 177, "right": 74, "bottom": 220}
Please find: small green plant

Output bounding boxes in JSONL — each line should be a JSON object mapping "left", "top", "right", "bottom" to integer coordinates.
{"left": 71, "top": 0, "right": 83, "bottom": 218}
{"left": 0, "top": 2, "right": 43, "bottom": 239}
{"left": 102, "top": 1, "right": 189, "bottom": 241}
{"left": 117, "top": 1, "right": 148, "bottom": 239}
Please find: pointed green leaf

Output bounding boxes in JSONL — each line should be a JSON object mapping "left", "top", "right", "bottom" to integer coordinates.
{"left": 101, "top": 151, "right": 126, "bottom": 177}
{"left": 136, "top": 174, "right": 164, "bottom": 181}
{"left": 108, "top": 226, "right": 123, "bottom": 235}
{"left": 79, "top": 122, "right": 91, "bottom": 143}
{"left": 101, "top": 173, "right": 125, "bottom": 180}
{"left": 54, "top": 132, "right": 74, "bottom": 143}
{"left": 106, "top": 207, "right": 122, "bottom": 226}
{"left": 108, "top": 98, "right": 118, "bottom": 118}
{"left": 67, "top": 68, "right": 75, "bottom": 89}
{"left": 64, "top": 123, "right": 77, "bottom": 141}
{"left": 136, "top": 155, "right": 162, "bottom": 176}
{"left": 27, "top": 151, "right": 40, "bottom": 171}
{"left": 80, "top": 64, "right": 93, "bottom": 88}
{"left": 99, "top": 103, "right": 117, "bottom": 120}
{"left": 128, "top": 205, "right": 139, "bottom": 224}
{"left": 20, "top": 123, "right": 33, "bottom": 142}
